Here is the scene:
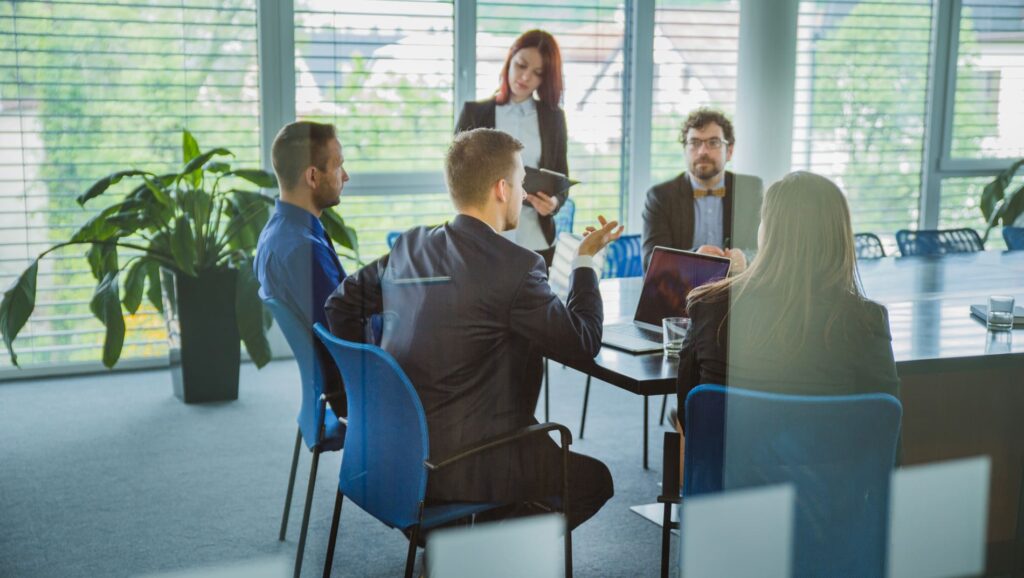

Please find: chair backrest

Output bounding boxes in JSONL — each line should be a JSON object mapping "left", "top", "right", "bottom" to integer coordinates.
{"left": 264, "top": 298, "right": 335, "bottom": 450}
{"left": 313, "top": 324, "right": 431, "bottom": 531}
{"left": 854, "top": 232, "right": 886, "bottom": 259}
{"left": 602, "top": 234, "right": 643, "bottom": 279}
{"left": 895, "top": 228, "right": 984, "bottom": 256}
{"left": 386, "top": 231, "right": 401, "bottom": 249}
{"left": 553, "top": 197, "right": 576, "bottom": 237}
{"left": 1003, "top": 226, "right": 1024, "bottom": 251}
{"left": 683, "top": 384, "right": 902, "bottom": 577}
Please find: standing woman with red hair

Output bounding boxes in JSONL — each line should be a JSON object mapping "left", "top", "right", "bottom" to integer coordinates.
{"left": 456, "top": 29, "right": 569, "bottom": 267}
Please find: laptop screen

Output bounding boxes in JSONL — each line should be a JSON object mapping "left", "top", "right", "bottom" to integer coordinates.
{"left": 634, "top": 247, "right": 731, "bottom": 327}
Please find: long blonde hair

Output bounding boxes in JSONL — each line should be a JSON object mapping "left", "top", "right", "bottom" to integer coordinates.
{"left": 689, "top": 171, "right": 862, "bottom": 347}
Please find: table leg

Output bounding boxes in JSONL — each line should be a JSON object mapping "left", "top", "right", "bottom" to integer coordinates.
{"left": 643, "top": 396, "right": 649, "bottom": 470}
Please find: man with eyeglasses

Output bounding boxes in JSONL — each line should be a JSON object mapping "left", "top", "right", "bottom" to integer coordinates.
{"left": 641, "top": 107, "right": 763, "bottom": 271}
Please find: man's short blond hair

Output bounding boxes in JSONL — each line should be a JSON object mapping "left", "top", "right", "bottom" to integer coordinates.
{"left": 445, "top": 129, "right": 524, "bottom": 209}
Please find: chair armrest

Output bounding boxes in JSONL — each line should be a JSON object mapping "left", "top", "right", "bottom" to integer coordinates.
{"left": 424, "top": 422, "right": 573, "bottom": 472}
{"left": 657, "top": 432, "right": 682, "bottom": 505}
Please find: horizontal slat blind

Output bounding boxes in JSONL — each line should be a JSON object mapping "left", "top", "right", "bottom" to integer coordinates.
{"left": 0, "top": 0, "right": 261, "bottom": 369}
{"left": 650, "top": 0, "right": 739, "bottom": 184}
{"left": 950, "top": 0, "right": 1024, "bottom": 159}
{"left": 294, "top": 0, "right": 455, "bottom": 266}
{"left": 791, "top": 0, "right": 933, "bottom": 238}
{"left": 475, "top": 0, "right": 625, "bottom": 229}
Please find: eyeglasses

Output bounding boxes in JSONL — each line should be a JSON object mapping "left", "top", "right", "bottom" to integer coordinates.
{"left": 684, "top": 138, "right": 728, "bottom": 151}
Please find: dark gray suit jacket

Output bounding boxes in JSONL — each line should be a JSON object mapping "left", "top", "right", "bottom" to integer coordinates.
{"left": 325, "top": 215, "right": 603, "bottom": 502}
{"left": 641, "top": 171, "right": 763, "bottom": 270}
{"left": 455, "top": 98, "right": 570, "bottom": 247}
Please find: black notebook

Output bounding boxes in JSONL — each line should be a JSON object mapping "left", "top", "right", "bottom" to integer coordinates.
{"left": 524, "top": 166, "right": 579, "bottom": 196}
{"left": 969, "top": 304, "right": 1024, "bottom": 327}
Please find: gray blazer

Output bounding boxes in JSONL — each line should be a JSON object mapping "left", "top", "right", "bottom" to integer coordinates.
{"left": 325, "top": 215, "right": 603, "bottom": 502}
{"left": 641, "top": 171, "right": 763, "bottom": 270}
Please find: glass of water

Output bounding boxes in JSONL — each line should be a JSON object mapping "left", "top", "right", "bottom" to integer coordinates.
{"left": 663, "top": 317, "right": 690, "bottom": 357}
{"left": 987, "top": 295, "right": 1015, "bottom": 331}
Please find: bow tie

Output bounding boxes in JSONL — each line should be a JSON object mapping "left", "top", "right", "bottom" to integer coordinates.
{"left": 694, "top": 187, "right": 726, "bottom": 199}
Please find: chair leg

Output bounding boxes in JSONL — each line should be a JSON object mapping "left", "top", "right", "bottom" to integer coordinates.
{"left": 660, "top": 503, "right": 672, "bottom": 578}
{"left": 323, "top": 490, "right": 344, "bottom": 578}
{"left": 562, "top": 442, "right": 573, "bottom": 578}
{"left": 579, "top": 376, "right": 591, "bottom": 439}
{"left": 404, "top": 524, "right": 420, "bottom": 578}
{"left": 659, "top": 395, "right": 668, "bottom": 426}
{"left": 294, "top": 447, "right": 321, "bottom": 578}
{"left": 643, "top": 397, "right": 649, "bottom": 470}
{"left": 544, "top": 359, "right": 550, "bottom": 423}
{"left": 280, "top": 428, "right": 302, "bottom": 541}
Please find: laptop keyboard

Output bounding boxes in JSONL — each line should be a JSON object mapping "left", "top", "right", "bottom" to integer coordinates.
{"left": 604, "top": 323, "right": 662, "bottom": 343}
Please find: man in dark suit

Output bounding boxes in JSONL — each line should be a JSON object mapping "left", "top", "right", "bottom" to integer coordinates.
{"left": 325, "top": 128, "right": 620, "bottom": 531}
{"left": 642, "top": 108, "right": 763, "bottom": 271}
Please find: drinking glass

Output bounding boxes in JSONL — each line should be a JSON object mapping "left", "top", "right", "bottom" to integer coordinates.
{"left": 663, "top": 317, "right": 690, "bottom": 357}
{"left": 987, "top": 295, "right": 1014, "bottom": 331}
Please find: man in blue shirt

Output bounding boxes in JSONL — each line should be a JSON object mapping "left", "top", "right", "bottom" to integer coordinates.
{"left": 255, "top": 121, "right": 349, "bottom": 408}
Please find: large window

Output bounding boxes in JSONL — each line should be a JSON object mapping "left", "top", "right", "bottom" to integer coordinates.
{"left": 0, "top": 0, "right": 260, "bottom": 369}
{"left": 649, "top": 0, "right": 740, "bottom": 184}
{"left": 791, "top": 0, "right": 934, "bottom": 238}
{"left": 476, "top": 0, "right": 626, "bottom": 228}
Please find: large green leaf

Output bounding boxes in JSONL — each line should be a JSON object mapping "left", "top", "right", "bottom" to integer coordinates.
{"left": 170, "top": 217, "right": 197, "bottom": 276}
{"left": 136, "top": 173, "right": 175, "bottom": 209}
{"left": 0, "top": 261, "right": 38, "bottom": 367}
{"left": 981, "top": 158, "right": 1024, "bottom": 222}
{"left": 222, "top": 191, "right": 272, "bottom": 253}
{"left": 234, "top": 259, "right": 271, "bottom": 368}
{"left": 86, "top": 243, "right": 119, "bottom": 281}
{"left": 146, "top": 262, "right": 163, "bottom": 314}
{"left": 90, "top": 272, "right": 125, "bottom": 369}
{"left": 122, "top": 258, "right": 149, "bottom": 315}
{"left": 321, "top": 208, "right": 359, "bottom": 254}
{"left": 206, "top": 161, "right": 232, "bottom": 174}
{"left": 182, "top": 130, "right": 201, "bottom": 164}
{"left": 998, "top": 183, "right": 1024, "bottom": 228}
{"left": 180, "top": 190, "right": 213, "bottom": 236}
{"left": 228, "top": 169, "right": 278, "bottom": 189}
{"left": 71, "top": 204, "right": 121, "bottom": 242}
{"left": 77, "top": 170, "right": 150, "bottom": 206}
{"left": 181, "top": 148, "right": 233, "bottom": 176}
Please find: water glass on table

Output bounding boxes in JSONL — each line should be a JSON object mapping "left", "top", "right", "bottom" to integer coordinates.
{"left": 987, "top": 295, "right": 1015, "bottom": 331}
{"left": 663, "top": 317, "right": 690, "bottom": 357}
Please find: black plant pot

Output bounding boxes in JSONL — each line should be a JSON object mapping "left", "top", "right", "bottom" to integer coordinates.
{"left": 163, "top": 268, "right": 240, "bottom": 403}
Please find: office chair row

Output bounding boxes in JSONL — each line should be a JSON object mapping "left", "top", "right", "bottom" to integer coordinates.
{"left": 856, "top": 225, "right": 1024, "bottom": 259}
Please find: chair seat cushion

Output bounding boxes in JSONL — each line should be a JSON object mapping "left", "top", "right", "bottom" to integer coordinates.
{"left": 421, "top": 502, "right": 503, "bottom": 530}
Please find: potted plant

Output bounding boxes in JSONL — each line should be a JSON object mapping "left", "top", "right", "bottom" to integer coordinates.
{"left": 980, "top": 158, "right": 1024, "bottom": 242}
{"left": 0, "top": 130, "right": 358, "bottom": 402}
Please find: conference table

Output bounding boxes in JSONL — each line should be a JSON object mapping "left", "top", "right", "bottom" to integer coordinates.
{"left": 549, "top": 250, "right": 1024, "bottom": 575}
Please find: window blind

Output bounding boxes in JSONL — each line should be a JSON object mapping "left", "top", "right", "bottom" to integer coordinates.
{"left": 294, "top": 0, "right": 455, "bottom": 265}
{"left": 791, "top": 0, "right": 934, "bottom": 238}
{"left": 950, "top": 0, "right": 1024, "bottom": 160}
{"left": 650, "top": 0, "right": 740, "bottom": 184}
{"left": 0, "top": 0, "right": 260, "bottom": 370}
{"left": 475, "top": 0, "right": 626, "bottom": 229}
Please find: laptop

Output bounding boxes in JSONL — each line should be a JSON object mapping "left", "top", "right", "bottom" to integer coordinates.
{"left": 602, "top": 247, "right": 731, "bottom": 353}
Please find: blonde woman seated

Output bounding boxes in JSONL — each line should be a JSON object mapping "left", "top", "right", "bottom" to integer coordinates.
{"left": 674, "top": 171, "right": 900, "bottom": 450}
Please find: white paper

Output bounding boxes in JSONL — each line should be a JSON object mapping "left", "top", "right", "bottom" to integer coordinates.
{"left": 427, "top": 513, "right": 565, "bottom": 578}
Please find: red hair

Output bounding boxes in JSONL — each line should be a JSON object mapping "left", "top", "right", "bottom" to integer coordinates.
{"left": 495, "top": 30, "right": 564, "bottom": 108}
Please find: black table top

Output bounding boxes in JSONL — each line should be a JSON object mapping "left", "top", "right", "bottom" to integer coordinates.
{"left": 554, "top": 251, "right": 1024, "bottom": 394}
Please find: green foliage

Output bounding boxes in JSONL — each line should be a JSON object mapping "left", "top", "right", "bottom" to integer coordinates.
{"left": 980, "top": 159, "right": 1024, "bottom": 241}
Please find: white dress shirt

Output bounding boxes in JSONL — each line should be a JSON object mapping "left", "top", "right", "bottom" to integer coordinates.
{"left": 495, "top": 98, "right": 550, "bottom": 251}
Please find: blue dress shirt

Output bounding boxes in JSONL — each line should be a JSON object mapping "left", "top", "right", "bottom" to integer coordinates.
{"left": 254, "top": 200, "right": 345, "bottom": 328}
{"left": 689, "top": 173, "right": 725, "bottom": 249}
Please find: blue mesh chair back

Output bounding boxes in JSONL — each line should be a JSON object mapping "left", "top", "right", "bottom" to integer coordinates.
{"left": 683, "top": 385, "right": 902, "bottom": 577}
{"left": 553, "top": 197, "right": 576, "bottom": 237}
{"left": 602, "top": 234, "right": 644, "bottom": 279}
{"left": 895, "top": 228, "right": 984, "bottom": 256}
{"left": 1004, "top": 226, "right": 1024, "bottom": 251}
{"left": 854, "top": 232, "right": 886, "bottom": 259}
{"left": 386, "top": 231, "right": 401, "bottom": 249}
{"left": 314, "top": 324, "right": 432, "bottom": 530}
{"left": 264, "top": 299, "right": 344, "bottom": 451}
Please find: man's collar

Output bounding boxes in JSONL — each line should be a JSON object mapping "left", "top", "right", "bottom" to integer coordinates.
{"left": 453, "top": 213, "right": 499, "bottom": 235}
{"left": 687, "top": 172, "right": 726, "bottom": 193}
{"left": 275, "top": 199, "right": 325, "bottom": 236}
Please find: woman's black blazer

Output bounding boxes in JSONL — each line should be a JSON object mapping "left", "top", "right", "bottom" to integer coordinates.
{"left": 455, "top": 97, "right": 570, "bottom": 246}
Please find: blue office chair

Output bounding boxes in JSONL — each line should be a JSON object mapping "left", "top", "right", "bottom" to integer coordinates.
{"left": 553, "top": 197, "right": 576, "bottom": 237}
{"left": 263, "top": 299, "right": 346, "bottom": 578}
{"left": 314, "top": 324, "right": 575, "bottom": 578}
{"left": 386, "top": 230, "right": 401, "bottom": 249}
{"left": 1003, "top": 226, "right": 1024, "bottom": 251}
{"left": 657, "top": 385, "right": 902, "bottom": 578}
{"left": 895, "top": 228, "right": 984, "bottom": 256}
{"left": 854, "top": 232, "right": 886, "bottom": 259}
{"left": 578, "top": 234, "right": 645, "bottom": 449}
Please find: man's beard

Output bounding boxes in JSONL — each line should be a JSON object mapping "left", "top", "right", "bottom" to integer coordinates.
{"left": 690, "top": 157, "right": 722, "bottom": 180}
{"left": 313, "top": 182, "right": 341, "bottom": 211}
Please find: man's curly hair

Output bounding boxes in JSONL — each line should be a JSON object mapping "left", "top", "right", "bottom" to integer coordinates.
{"left": 678, "top": 108, "right": 735, "bottom": 146}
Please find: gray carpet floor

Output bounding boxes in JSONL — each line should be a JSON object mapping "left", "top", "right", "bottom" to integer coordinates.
{"left": 0, "top": 360, "right": 677, "bottom": 577}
